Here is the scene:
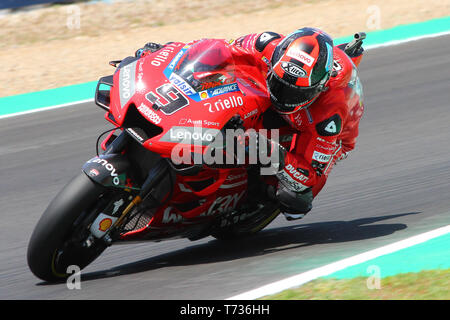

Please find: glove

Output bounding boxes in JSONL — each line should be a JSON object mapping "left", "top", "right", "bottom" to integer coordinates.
{"left": 243, "top": 130, "right": 286, "bottom": 175}
{"left": 204, "top": 117, "right": 286, "bottom": 174}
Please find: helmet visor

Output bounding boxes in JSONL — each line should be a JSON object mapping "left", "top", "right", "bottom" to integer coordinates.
{"left": 267, "top": 72, "right": 321, "bottom": 113}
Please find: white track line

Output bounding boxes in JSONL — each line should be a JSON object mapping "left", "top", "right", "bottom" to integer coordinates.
{"left": 227, "top": 224, "right": 450, "bottom": 300}
{"left": 1, "top": 30, "right": 450, "bottom": 120}
{"left": 0, "top": 98, "right": 94, "bottom": 120}
{"left": 365, "top": 30, "right": 450, "bottom": 50}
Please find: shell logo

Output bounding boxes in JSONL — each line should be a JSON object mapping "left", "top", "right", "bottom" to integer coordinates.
{"left": 98, "top": 218, "right": 113, "bottom": 232}
{"left": 200, "top": 91, "right": 209, "bottom": 100}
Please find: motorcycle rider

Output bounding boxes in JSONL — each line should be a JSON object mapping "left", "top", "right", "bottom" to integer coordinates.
{"left": 135, "top": 27, "right": 364, "bottom": 221}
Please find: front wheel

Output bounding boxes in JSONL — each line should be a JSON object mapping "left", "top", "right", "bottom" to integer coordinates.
{"left": 27, "top": 173, "right": 108, "bottom": 282}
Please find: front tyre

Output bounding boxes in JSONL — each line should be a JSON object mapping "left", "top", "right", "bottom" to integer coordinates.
{"left": 27, "top": 173, "right": 107, "bottom": 282}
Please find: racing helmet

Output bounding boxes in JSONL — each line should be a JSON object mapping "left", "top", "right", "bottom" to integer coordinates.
{"left": 268, "top": 27, "right": 334, "bottom": 114}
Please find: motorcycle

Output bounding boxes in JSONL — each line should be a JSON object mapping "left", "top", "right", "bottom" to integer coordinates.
{"left": 27, "top": 39, "right": 282, "bottom": 282}
{"left": 27, "top": 33, "right": 366, "bottom": 282}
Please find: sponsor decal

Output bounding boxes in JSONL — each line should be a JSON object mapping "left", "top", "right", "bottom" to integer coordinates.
{"left": 231, "top": 36, "right": 245, "bottom": 47}
{"left": 88, "top": 158, "right": 120, "bottom": 185}
{"left": 202, "top": 190, "right": 245, "bottom": 216}
{"left": 203, "top": 120, "right": 220, "bottom": 127}
{"left": 179, "top": 118, "right": 201, "bottom": 126}
{"left": 286, "top": 47, "right": 315, "bottom": 67}
{"left": 316, "top": 137, "right": 337, "bottom": 152}
{"left": 255, "top": 32, "right": 281, "bottom": 52}
{"left": 210, "top": 83, "right": 239, "bottom": 96}
{"left": 293, "top": 112, "right": 303, "bottom": 127}
{"left": 119, "top": 60, "right": 137, "bottom": 108}
{"left": 136, "top": 59, "right": 146, "bottom": 91}
{"left": 89, "top": 169, "right": 99, "bottom": 177}
{"left": 160, "top": 126, "right": 220, "bottom": 146}
{"left": 121, "top": 65, "right": 132, "bottom": 98}
{"left": 98, "top": 218, "right": 113, "bottom": 232}
{"left": 312, "top": 150, "right": 332, "bottom": 163}
{"left": 150, "top": 43, "right": 181, "bottom": 67}
{"left": 162, "top": 207, "right": 183, "bottom": 224}
{"left": 169, "top": 73, "right": 196, "bottom": 96}
{"left": 226, "top": 173, "right": 246, "bottom": 181}
{"left": 316, "top": 114, "right": 342, "bottom": 137}
{"left": 244, "top": 109, "right": 258, "bottom": 119}
{"left": 312, "top": 160, "right": 326, "bottom": 176}
{"left": 170, "top": 129, "right": 214, "bottom": 143}
{"left": 201, "top": 81, "right": 223, "bottom": 90}
{"left": 126, "top": 128, "right": 145, "bottom": 142}
{"left": 297, "top": 167, "right": 310, "bottom": 176}
{"left": 285, "top": 106, "right": 313, "bottom": 125}
{"left": 178, "top": 183, "right": 193, "bottom": 193}
{"left": 137, "top": 103, "right": 162, "bottom": 124}
{"left": 333, "top": 59, "right": 342, "bottom": 72}
{"left": 89, "top": 213, "right": 118, "bottom": 238}
{"left": 204, "top": 95, "right": 243, "bottom": 113}
{"left": 277, "top": 170, "right": 308, "bottom": 192}
{"left": 199, "top": 90, "right": 209, "bottom": 100}
{"left": 179, "top": 118, "right": 220, "bottom": 127}
{"left": 284, "top": 164, "right": 309, "bottom": 183}
{"left": 262, "top": 56, "right": 270, "bottom": 65}
{"left": 161, "top": 190, "right": 245, "bottom": 223}
{"left": 281, "top": 61, "right": 307, "bottom": 78}
{"left": 184, "top": 82, "right": 240, "bottom": 102}
{"left": 167, "top": 46, "right": 186, "bottom": 70}
{"left": 325, "top": 121, "right": 337, "bottom": 133}
{"left": 112, "top": 199, "right": 125, "bottom": 215}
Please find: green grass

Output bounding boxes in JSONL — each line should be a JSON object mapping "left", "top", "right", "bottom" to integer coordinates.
{"left": 261, "top": 269, "right": 450, "bottom": 300}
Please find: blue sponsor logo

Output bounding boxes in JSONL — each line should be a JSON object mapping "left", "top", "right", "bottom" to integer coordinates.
{"left": 169, "top": 73, "right": 196, "bottom": 96}
{"left": 167, "top": 48, "right": 187, "bottom": 71}
{"left": 210, "top": 83, "right": 239, "bottom": 96}
{"left": 189, "top": 83, "right": 240, "bottom": 102}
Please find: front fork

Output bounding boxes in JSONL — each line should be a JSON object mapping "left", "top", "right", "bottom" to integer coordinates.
{"left": 81, "top": 131, "right": 174, "bottom": 245}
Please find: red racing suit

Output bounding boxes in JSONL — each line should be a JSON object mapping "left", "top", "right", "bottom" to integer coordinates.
{"left": 228, "top": 32, "right": 365, "bottom": 197}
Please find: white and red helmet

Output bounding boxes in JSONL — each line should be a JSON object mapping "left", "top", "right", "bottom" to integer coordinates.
{"left": 268, "top": 27, "right": 334, "bottom": 114}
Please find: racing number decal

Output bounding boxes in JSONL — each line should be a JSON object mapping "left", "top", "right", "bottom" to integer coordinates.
{"left": 146, "top": 83, "right": 189, "bottom": 115}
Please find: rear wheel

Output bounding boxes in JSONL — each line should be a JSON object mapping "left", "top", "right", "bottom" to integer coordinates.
{"left": 27, "top": 173, "right": 109, "bottom": 282}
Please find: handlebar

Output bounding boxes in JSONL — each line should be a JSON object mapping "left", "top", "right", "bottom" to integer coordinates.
{"left": 344, "top": 32, "right": 366, "bottom": 57}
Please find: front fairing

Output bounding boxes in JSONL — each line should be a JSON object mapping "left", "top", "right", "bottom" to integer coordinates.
{"left": 108, "top": 39, "right": 270, "bottom": 158}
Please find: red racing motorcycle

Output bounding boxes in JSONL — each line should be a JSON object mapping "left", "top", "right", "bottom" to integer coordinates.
{"left": 27, "top": 33, "right": 367, "bottom": 282}
{"left": 27, "top": 39, "right": 283, "bottom": 282}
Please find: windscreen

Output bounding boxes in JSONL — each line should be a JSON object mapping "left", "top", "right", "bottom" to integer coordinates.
{"left": 164, "top": 39, "right": 239, "bottom": 101}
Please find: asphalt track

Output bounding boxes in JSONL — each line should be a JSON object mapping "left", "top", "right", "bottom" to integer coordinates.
{"left": 1, "top": 35, "right": 450, "bottom": 300}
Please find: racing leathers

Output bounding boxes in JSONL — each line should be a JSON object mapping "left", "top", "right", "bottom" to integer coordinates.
{"left": 136, "top": 31, "right": 364, "bottom": 218}
{"left": 229, "top": 32, "right": 365, "bottom": 217}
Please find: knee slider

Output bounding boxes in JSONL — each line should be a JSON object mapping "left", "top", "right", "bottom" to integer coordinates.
{"left": 276, "top": 185, "right": 313, "bottom": 214}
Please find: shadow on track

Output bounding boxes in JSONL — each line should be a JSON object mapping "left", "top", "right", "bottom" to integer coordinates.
{"left": 65, "top": 211, "right": 419, "bottom": 282}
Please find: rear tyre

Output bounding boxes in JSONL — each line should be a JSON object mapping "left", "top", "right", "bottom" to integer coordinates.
{"left": 27, "top": 173, "right": 107, "bottom": 282}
